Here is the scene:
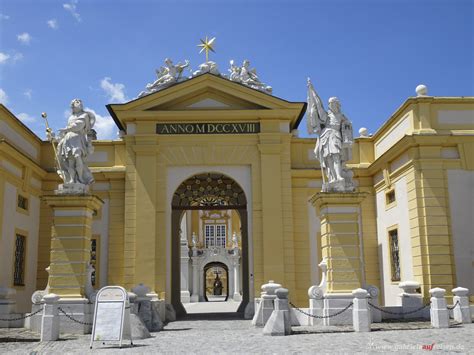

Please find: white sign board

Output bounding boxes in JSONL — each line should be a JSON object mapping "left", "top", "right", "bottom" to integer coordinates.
{"left": 90, "top": 286, "right": 132, "bottom": 349}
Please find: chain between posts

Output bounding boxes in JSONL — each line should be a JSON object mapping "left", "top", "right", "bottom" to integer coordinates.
{"left": 57, "top": 306, "right": 131, "bottom": 326}
{"left": 0, "top": 307, "right": 44, "bottom": 322}
{"left": 368, "top": 302, "right": 430, "bottom": 315}
{"left": 289, "top": 301, "right": 353, "bottom": 319}
{"left": 58, "top": 307, "right": 93, "bottom": 326}
{"left": 447, "top": 301, "right": 460, "bottom": 310}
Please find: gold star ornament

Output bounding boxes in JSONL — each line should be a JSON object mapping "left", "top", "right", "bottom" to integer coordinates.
{"left": 197, "top": 36, "right": 216, "bottom": 62}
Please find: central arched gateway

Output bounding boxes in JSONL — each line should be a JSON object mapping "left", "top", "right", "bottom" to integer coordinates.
{"left": 171, "top": 172, "right": 249, "bottom": 317}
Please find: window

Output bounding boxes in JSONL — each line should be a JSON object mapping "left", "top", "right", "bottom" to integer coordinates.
{"left": 205, "top": 225, "right": 215, "bottom": 248}
{"left": 215, "top": 225, "right": 226, "bottom": 248}
{"left": 388, "top": 229, "right": 401, "bottom": 282}
{"left": 205, "top": 224, "right": 226, "bottom": 248}
{"left": 17, "top": 194, "right": 28, "bottom": 211}
{"left": 13, "top": 234, "right": 26, "bottom": 286}
{"left": 385, "top": 189, "right": 396, "bottom": 206}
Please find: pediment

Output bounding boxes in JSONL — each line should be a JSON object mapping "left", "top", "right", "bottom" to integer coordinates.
{"left": 106, "top": 74, "right": 307, "bottom": 131}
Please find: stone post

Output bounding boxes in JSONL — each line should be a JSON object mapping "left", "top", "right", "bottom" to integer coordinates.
{"left": 429, "top": 288, "right": 449, "bottom": 329}
{"left": 252, "top": 280, "right": 282, "bottom": 327}
{"left": 310, "top": 192, "right": 368, "bottom": 326}
{"left": 232, "top": 252, "right": 242, "bottom": 302}
{"left": 180, "top": 231, "right": 191, "bottom": 303}
{"left": 399, "top": 281, "right": 423, "bottom": 319}
{"left": 263, "top": 288, "right": 291, "bottom": 336}
{"left": 452, "top": 287, "right": 471, "bottom": 324}
{"left": 352, "top": 288, "right": 371, "bottom": 332}
{"left": 41, "top": 293, "right": 60, "bottom": 341}
{"left": 190, "top": 253, "right": 200, "bottom": 303}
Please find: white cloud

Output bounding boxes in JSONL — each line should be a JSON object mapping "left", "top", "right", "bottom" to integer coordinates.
{"left": 63, "top": 0, "right": 81, "bottom": 22}
{"left": 0, "top": 88, "right": 8, "bottom": 105}
{"left": 23, "top": 89, "right": 32, "bottom": 100}
{"left": 0, "top": 52, "right": 10, "bottom": 64}
{"left": 0, "top": 14, "right": 9, "bottom": 20}
{"left": 17, "top": 112, "right": 36, "bottom": 123}
{"left": 17, "top": 32, "right": 32, "bottom": 45}
{"left": 47, "top": 19, "right": 58, "bottom": 29}
{"left": 85, "top": 108, "right": 117, "bottom": 140}
{"left": 100, "top": 77, "right": 127, "bottom": 103}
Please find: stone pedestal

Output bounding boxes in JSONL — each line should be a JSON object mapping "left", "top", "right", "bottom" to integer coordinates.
{"left": 41, "top": 294, "right": 60, "bottom": 341}
{"left": 42, "top": 195, "right": 103, "bottom": 299}
{"left": 352, "top": 288, "right": 371, "bottom": 332}
{"left": 310, "top": 192, "right": 368, "bottom": 325}
{"left": 252, "top": 280, "right": 282, "bottom": 327}
{"left": 263, "top": 288, "right": 291, "bottom": 336}
{"left": 429, "top": 287, "right": 449, "bottom": 328}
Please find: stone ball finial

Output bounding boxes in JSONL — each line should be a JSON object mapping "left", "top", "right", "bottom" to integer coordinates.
{"left": 416, "top": 84, "right": 428, "bottom": 96}
{"left": 358, "top": 127, "right": 369, "bottom": 137}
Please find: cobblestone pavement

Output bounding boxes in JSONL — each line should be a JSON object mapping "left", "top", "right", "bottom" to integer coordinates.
{"left": 0, "top": 318, "right": 472, "bottom": 354}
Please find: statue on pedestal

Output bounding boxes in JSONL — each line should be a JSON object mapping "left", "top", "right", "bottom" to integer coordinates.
{"left": 307, "top": 78, "right": 354, "bottom": 192}
{"left": 46, "top": 99, "right": 96, "bottom": 194}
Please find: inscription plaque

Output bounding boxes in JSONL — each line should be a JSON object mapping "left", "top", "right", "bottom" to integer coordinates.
{"left": 156, "top": 122, "right": 260, "bottom": 135}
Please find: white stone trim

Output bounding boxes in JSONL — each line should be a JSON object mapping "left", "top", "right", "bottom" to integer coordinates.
{"left": 441, "top": 147, "right": 460, "bottom": 159}
{"left": 375, "top": 115, "right": 410, "bottom": 158}
{"left": 53, "top": 210, "right": 93, "bottom": 217}
{"left": 88, "top": 151, "right": 108, "bottom": 163}
{"left": 0, "top": 121, "right": 39, "bottom": 160}
{"left": 438, "top": 110, "right": 474, "bottom": 125}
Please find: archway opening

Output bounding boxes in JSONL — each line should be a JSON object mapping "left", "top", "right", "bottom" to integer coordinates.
{"left": 171, "top": 172, "right": 249, "bottom": 317}
{"left": 204, "top": 262, "right": 229, "bottom": 302}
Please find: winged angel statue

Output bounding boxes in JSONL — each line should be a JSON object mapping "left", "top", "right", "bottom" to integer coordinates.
{"left": 307, "top": 78, "right": 354, "bottom": 192}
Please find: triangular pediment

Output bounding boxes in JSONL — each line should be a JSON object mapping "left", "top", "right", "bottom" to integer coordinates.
{"left": 106, "top": 74, "right": 306, "bottom": 131}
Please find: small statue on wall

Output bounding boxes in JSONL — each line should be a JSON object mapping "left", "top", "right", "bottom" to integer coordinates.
{"left": 307, "top": 78, "right": 354, "bottom": 192}
{"left": 45, "top": 99, "right": 96, "bottom": 194}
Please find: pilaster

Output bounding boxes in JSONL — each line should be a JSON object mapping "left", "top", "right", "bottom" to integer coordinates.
{"left": 258, "top": 142, "right": 285, "bottom": 283}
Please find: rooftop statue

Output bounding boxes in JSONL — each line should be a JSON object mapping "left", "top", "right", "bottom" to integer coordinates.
{"left": 228, "top": 59, "right": 272, "bottom": 94}
{"left": 307, "top": 78, "right": 354, "bottom": 192}
{"left": 193, "top": 60, "right": 220, "bottom": 76}
{"left": 138, "top": 58, "right": 190, "bottom": 97}
{"left": 46, "top": 99, "right": 96, "bottom": 194}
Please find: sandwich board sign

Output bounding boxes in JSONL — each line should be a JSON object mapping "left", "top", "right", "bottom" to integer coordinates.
{"left": 90, "top": 286, "right": 133, "bottom": 349}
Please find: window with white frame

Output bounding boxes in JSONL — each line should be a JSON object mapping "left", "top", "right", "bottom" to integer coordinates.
{"left": 205, "top": 224, "right": 226, "bottom": 248}
{"left": 205, "top": 224, "right": 215, "bottom": 247}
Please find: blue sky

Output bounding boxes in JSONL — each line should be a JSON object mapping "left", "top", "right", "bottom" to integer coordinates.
{"left": 0, "top": 0, "right": 472, "bottom": 140}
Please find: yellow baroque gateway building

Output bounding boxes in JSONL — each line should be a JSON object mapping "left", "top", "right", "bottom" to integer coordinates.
{"left": 0, "top": 73, "right": 473, "bottom": 319}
